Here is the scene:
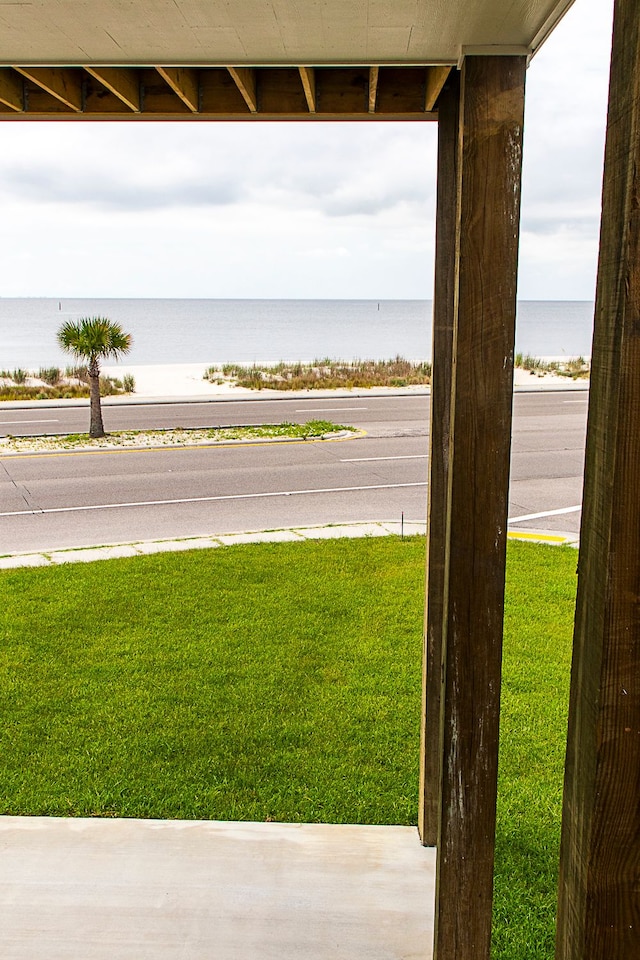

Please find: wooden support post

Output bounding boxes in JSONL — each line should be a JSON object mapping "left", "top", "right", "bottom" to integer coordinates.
{"left": 432, "top": 55, "right": 526, "bottom": 960}
{"left": 556, "top": 1, "right": 640, "bottom": 957}
{"left": 419, "top": 70, "right": 460, "bottom": 846}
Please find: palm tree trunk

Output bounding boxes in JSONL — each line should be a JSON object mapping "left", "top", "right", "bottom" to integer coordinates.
{"left": 88, "top": 359, "right": 105, "bottom": 438}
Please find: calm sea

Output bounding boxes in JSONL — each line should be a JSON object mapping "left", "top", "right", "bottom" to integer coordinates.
{"left": 0, "top": 298, "right": 594, "bottom": 369}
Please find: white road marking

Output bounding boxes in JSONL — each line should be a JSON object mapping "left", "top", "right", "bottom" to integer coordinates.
{"left": 0, "top": 419, "right": 60, "bottom": 424}
{"left": 340, "top": 455, "right": 428, "bottom": 462}
{"left": 295, "top": 407, "right": 368, "bottom": 412}
{"left": 508, "top": 505, "right": 581, "bottom": 523}
{"left": 563, "top": 400, "right": 588, "bottom": 403}
{"left": 0, "top": 481, "right": 427, "bottom": 518}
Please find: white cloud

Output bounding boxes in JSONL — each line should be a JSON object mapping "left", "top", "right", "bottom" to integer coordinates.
{"left": 0, "top": 0, "right": 615, "bottom": 299}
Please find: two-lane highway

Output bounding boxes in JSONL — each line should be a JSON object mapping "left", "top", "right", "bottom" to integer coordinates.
{"left": 0, "top": 392, "right": 588, "bottom": 554}
{"left": 0, "top": 393, "right": 429, "bottom": 437}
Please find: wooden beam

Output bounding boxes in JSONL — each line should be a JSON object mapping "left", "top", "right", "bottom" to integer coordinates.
{"left": 155, "top": 67, "right": 199, "bottom": 113}
{"left": 227, "top": 67, "right": 257, "bottom": 113}
{"left": 419, "top": 70, "right": 460, "bottom": 847}
{"left": 85, "top": 67, "right": 140, "bottom": 112}
{"left": 298, "top": 67, "right": 316, "bottom": 113}
{"left": 556, "top": 0, "right": 640, "bottom": 957}
{"left": 425, "top": 66, "right": 452, "bottom": 112}
{"left": 432, "top": 55, "right": 526, "bottom": 960}
{"left": 14, "top": 67, "right": 82, "bottom": 112}
{"left": 0, "top": 68, "right": 23, "bottom": 111}
{"left": 369, "top": 66, "right": 379, "bottom": 114}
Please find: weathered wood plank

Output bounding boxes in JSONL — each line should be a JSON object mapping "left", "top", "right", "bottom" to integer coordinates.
{"left": 419, "top": 70, "right": 460, "bottom": 847}
{"left": 14, "top": 67, "right": 82, "bottom": 112}
{"left": 155, "top": 67, "right": 199, "bottom": 112}
{"left": 85, "top": 67, "right": 140, "bottom": 111}
{"left": 556, "top": 0, "right": 640, "bottom": 957}
{"left": 0, "top": 68, "right": 23, "bottom": 111}
{"left": 433, "top": 55, "right": 526, "bottom": 960}
{"left": 227, "top": 67, "right": 257, "bottom": 113}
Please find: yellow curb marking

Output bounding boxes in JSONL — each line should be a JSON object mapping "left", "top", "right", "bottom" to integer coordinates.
{"left": 507, "top": 531, "right": 568, "bottom": 543}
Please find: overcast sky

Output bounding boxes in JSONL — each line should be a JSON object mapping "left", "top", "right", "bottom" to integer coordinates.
{"left": 0, "top": 0, "right": 614, "bottom": 301}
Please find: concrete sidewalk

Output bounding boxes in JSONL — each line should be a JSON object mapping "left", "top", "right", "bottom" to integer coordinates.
{"left": 0, "top": 521, "right": 579, "bottom": 569}
{"left": 0, "top": 817, "right": 436, "bottom": 959}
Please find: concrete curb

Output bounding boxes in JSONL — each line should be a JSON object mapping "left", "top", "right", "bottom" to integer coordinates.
{"left": 0, "top": 428, "right": 363, "bottom": 457}
{"left": 0, "top": 522, "right": 579, "bottom": 569}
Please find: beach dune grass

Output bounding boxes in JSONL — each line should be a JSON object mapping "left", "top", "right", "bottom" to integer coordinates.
{"left": 0, "top": 365, "right": 134, "bottom": 401}
{"left": 0, "top": 538, "right": 576, "bottom": 958}
{"left": 514, "top": 352, "right": 590, "bottom": 379}
{"left": 205, "top": 356, "right": 432, "bottom": 390}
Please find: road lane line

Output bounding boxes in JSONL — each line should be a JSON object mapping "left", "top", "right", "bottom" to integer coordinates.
{"left": 508, "top": 505, "right": 581, "bottom": 523}
{"left": 563, "top": 400, "right": 588, "bottom": 404}
{"left": 0, "top": 481, "right": 427, "bottom": 518}
{"left": 295, "top": 407, "right": 368, "bottom": 412}
{"left": 340, "top": 455, "right": 428, "bottom": 462}
{"left": 0, "top": 419, "right": 60, "bottom": 424}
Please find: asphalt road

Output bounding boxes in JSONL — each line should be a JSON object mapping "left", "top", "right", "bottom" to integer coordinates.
{"left": 0, "top": 391, "right": 588, "bottom": 554}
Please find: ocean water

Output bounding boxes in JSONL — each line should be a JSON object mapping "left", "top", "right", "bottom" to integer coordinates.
{"left": 0, "top": 298, "right": 594, "bottom": 370}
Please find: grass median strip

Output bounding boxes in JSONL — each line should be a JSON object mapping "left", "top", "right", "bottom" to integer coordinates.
{"left": 0, "top": 537, "right": 576, "bottom": 959}
{"left": 0, "top": 419, "right": 357, "bottom": 454}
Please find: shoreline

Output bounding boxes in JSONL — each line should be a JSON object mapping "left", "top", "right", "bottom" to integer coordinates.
{"left": 101, "top": 361, "right": 587, "bottom": 397}
{"left": 0, "top": 360, "right": 590, "bottom": 405}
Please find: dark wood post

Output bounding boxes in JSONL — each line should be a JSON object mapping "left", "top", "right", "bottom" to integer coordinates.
{"left": 556, "top": 2, "right": 640, "bottom": 957}
{"left": 432, "top": 55, "right": 526, "bottom": 960}
{"left": 419, "top": 70, "right": 461, "bottom": 846}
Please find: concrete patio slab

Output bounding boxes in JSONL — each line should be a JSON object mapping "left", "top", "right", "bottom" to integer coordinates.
{"left": 0, "top": 817, "right": 435, "bottom": 960}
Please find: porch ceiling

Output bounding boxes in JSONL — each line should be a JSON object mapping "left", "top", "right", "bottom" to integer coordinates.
{"left": 0, "top": 0, "right": 576, "bottom": 66}
{"left": 0, "top": 0, "right": 576, "bottom": 119}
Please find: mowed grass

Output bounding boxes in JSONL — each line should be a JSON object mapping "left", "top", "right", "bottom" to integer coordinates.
{"left": 0, "top": 537, "right": 576, "bottom": 958}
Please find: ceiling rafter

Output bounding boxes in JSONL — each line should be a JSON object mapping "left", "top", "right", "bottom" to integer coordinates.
{"left": 298, "top": 67, "right": 316, "bottom": 113}
{"left": 155, "top": 67, "right": 199, "bottom": 112}
{"left": 227, "top": 67, "right": 257, "bottom": 113}
{"left": 0, "top": 68, "right": 23, "bottom": 111}
{"left": 85, "top": 67, "right": 141, "bottom": 111}
{"left": 0, "top": 64, "right": 451, "bottom": 119}
{"left": 13, "top": 66, "right": 83, "bottom": 112}
{"left": 425, "top": 65, "right": 451, "bottom": 111}
{"left": 368, "top": 66, "right": 379, "bottom": 114}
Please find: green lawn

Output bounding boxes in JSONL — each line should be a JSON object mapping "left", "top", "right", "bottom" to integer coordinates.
{"left": 0, "top": 537, "right": 576, "bottom": 958}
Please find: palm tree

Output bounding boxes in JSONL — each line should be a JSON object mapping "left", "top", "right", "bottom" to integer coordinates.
{"left": 57, "top": 317, "right": 132, "bottom": 438}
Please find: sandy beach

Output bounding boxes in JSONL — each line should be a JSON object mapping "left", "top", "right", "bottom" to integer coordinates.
{"left": 101, "top": 363, "right": 256, "bottom": 398}
{"left": 100, "top": 361, "right": 583, "bottom": 398}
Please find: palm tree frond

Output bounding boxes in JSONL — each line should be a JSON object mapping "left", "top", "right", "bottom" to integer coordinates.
{"left": 57, "top": 317, "right": 133, "bottom": 362}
